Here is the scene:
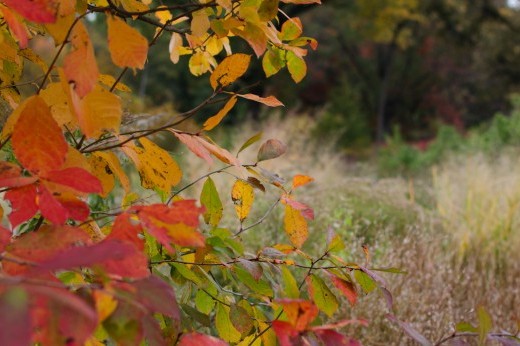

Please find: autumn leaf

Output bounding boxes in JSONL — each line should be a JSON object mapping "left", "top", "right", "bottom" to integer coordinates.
{"left": 123, "top": 138, "right": 182, "bottom": 193}
{"left": 286, "top": 51, "right": 307, "bottom": 83}
{"left": 172, "top": 132, "right": 214, "bottom": 165}
{"left": 210, "top": 54, "right": 251, "bottom": 90}
{"left": 280, "top": 18, "right": 303, "bottom": 41}
{"left": 11, "top": 96, "right": 67, "bottom": 176}
{"left": 0, "top": 161, "right": 37, "bottom": 188}
{"left": 63, "top": 21, "right": 99, "bottom": 97}
{"left": 292, "top": 174, "right": 314, "bottom": 189}
{"left": 78, "top": 85, "right": 122, "bottom": 139}
{"left": 257, "top": 139, "right": 287, "bottom": 162}
{"left": 231, "top": 180, "right": 254, "bottom": 221}
{"left": 275, "top": 299, "right": 318, "bottom": 331}
{"left": 330, "top": 275, "right": 357, "bottom": 306}
{"left": 284, "top": 204, "right": 308, "bottom": 248}
{"left": 178, "top": 333, "right": 228, "bottom": 346}
{"left": 2, "top": 7, "right": 29, "bottom": 48}
{"left": 237, "top": 93, "right": 284, "bottom": 107}
{"left": 203, "top": 96, "right": 237, "bottom": 131}
{"left": 107, "top": 15, "right": 148, "bottom": 69}
{"left": 281, "top": 195, "right": 314, "bottom": 220}
{"left": 307, "top": 274, "right": 339, "bottom": 317}
{"left": 200, "top": 177, "right": 223, "bottom": 227}
{"left": 2, "top": 0, "right": 58, "bottom": 23}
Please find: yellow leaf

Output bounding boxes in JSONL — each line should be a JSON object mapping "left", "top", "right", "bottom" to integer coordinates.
{"left": 0, "top": 97, "right": 29, "bottom": 140}
{"left": 123, "top": 138, "right": 182, "bottom": 193}
{"left": 87, "top": 153, "right": 116, "bottom": 197}
{"left": 231, "top": 180, "right": 254, "bottom": 221}
{"left": 191, "top": 9, "right": 210, "bottom": 37}
{"left": 40, "top": 82, "right": 77, "bottom": 128}
{"left": 154, "top": 6, "right": 172, "bottom": 24}
{"left": 284, "top": 204, "right": 308, "bottom": 248}
{"left": 115, "top": 0, "right": 149, "bottom": 12}
{"left": 94, "top": 290, "right": 118, "bottom": 322}
{"left": 95, "top": 151, "right": 130, "bottom": 193}
{"left": 98, "top": 74, "right": 132, "bottom": 92}
{"left": 216, "top": 0, "right": 232, "bottom": 10}
{"left": 46, "top": 13, "right": 75, "bottom": 45}
{"left": 168, "top": 32, "right": 183, "bottom": 64}
{"left": 79, "top": 86, "right": 122, "bottom": 138}
{"left": 203, "top": 96, "right": 237, "bottom": 131}
{"left": 107, "top": 15, "right": 148, "bottom": 69}
{"left": 189, "top": 51, "right": 212, "bottom": 76}
{"left": 210, "top": 53, "right": 251, "bottom": 90}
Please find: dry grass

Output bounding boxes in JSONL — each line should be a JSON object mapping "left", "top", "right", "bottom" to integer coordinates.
{"left": 177, "top": 113, "right": 520, "bottom": 345}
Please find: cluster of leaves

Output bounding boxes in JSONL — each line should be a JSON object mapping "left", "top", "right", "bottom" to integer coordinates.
{"left": 0, "top": 0, "right": 390, "bottom": 345}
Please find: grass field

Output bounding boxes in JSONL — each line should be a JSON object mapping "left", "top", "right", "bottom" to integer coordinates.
{"left": 178, "top": 113, "right": 520, "bottom": 344}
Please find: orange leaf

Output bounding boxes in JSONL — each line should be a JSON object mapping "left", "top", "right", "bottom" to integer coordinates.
{"left": 281, "top": 195, "right": 314, "bottom": 220}
{"left": 284, "top": 204, "right": 308, "bottom": 248}
{"left": 172, "top": 132, "right": 213, "bottom": 165}
{"left": 195, "top": 136, "right": 240, "bottom": 166}
{"left": 11, "top": 96, "right": 67, "bottom": 175}
{"left": 2, "top": 7, "right": 29, "bottom": 48}
{"left": 78, "top": 85, "right": 122, "bottom": 138}
{"left": 292, "top": 174, "right": 314, "bottom": 189}
{"left": 107, "top": 15, "right": 149, "bottom": 69}
{"left": 203, "top": 96, "right": 237, "bottom": 131}
{"left": 63, "top": 21, "right": 99, "bottom": 97}
{"left": 0, "top": 161, "right": 37, "bottom": 188}
{"left": 210, "top": 54, "right": 251, "bottom": 90}
{"left": 238, "top": 93, "right": 284, "bottom": 107}
{"left": 233, "top": 22, "right": 267, "bottom": 57}
{"left": 5, "top": 185, "right": 38, "bottom": 228}
{"left": 275, "top": 299, "right": 318, "bottom": 331}
{"left": 330, "top": 276, "right": 357, "bottom": 306}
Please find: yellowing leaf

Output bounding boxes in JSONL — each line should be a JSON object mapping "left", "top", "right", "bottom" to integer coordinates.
{"left": 284, "top": 204, "right": 308, "bottom": 248}
{"left": 40, "top": 82, "right": 77, "bottom": 128}
{"left": 216, "top": 303, "right": 241, "bottom": 343}
{"left": 168, "top": 32, "right": 183, "bottom": 64}
{"left": 46, "top": 13, "right": 75, "bottom": 45}
{"left": 98, "top": 74, "right": 131, "bottom": 92}
{"left": 210, "top": 54, "right": 251, "bottom": 90}
{"left": 200, "top": 177, "right": 223, "bottom": 227}
{"left": 280, "top": 18, "right": 303, "bottom": 41}
{"left": 233, "top": 23, "right": 267, "bottom": 57}
{"left": 307, "top": 274, "right": 339, "bottom": 317}
{"left": 238, "top": 94, "right": 284, "bottom": 107}
{"left": 203, "top": 96, "right": 237, "bottom": 131}
{"left": 216, "top": 0, "right": 232, "bottom": 11}
{"left": 123, "top": 138, "right": 182, "bottom": 193}
{"left": 78, "top": 86, "right": 122, "bottom": 138}
{"left": 231, "top": 180, "right": 254, "bottom": 221}
{"left": 87, "top": 154, "right": 116, "bottom": 197}
{"left": 107, "top": 16, "right": 148, "bottom": 69}
{"left": 115, "top": 0, "right": 149, "bottom": 12}
{"left": 287, "top": 51, "right": 307, "bottom": 83}
{"left": 191, "top": 9, "right": 210, "bottom": 37}
{"left": 95, "top": 151, "right": 130, "bottom": 193}
{"left": 258, "top": 0, "right": 280, "bottom": 21}
{"left": 94, "top": 290, "right": 117, "bottom": 322}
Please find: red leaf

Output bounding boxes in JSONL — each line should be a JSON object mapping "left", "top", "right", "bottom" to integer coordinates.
{"left": 0, "top": 226, "right": 11, "bottom": 253}
{"left": 281, "top": 195, "right": 314, "bottom": 220}
{"left": 2, "top": 0, "right": 58, "bottom": 24}
{"left": 37, "top": 184, "right": 69, "bottom": 225}
{"left": 2, "top": 7, "right": 29, "bottom": 48}
{"left": 0, "top": 287, "right": 31, "bottom": 346}
{"left": 330, "top": 276, "right": 357, "bottom": 306}
{"left": 11, "top": 96, "right": 67, "bottom": 176}
{"left": 59, "top": 197, "right": 90, "bottom": 221}
{"left": 133, "top": 276, "right": 180, "bottom": 319}
{"left": 314, "top": 330, "right": 361, "bottom": 346}
{"left": 27, "top": 285, "right": 97, "bottom": 345}
{"left": 5, "top": 185, "right": 38, "bottom": 228}
{"left": 44, "top": 167, "right": 102, "bottom": 193}
{"left": 272, "top": 321, "right": 301, "bottom": 346}
{"left": 178, "top": 333, "right": 228, "bottom": 346}
{"left": 107, "top": 213, "right": 144, "bottom": 251}
{"left": 2, "top": 225, "right": 91, "bottom": 275}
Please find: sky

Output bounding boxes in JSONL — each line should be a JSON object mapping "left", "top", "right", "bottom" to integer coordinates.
{"left": 508, "top": 0, "right": 520, "bottom": 8}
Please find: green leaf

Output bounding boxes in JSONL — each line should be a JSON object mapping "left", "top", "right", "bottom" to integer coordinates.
{"left": 216, "top": 303, "right": 241, "bottom": 343}
{"left": 287, "top": 51, "right": 307, "bottom": 83}
{"left": 172, "top": 263, "right": 203, "bottom": 286}
{"left": 234, "top": 266, "right": 274, "bottom": 297}
{"left": 477, "top": 306, "right": 492, "bottom": 345}
{"left": 455, "top": 321, "right": 477, "bottom": 333}
{"left": 195, "top": 288, "right": 216, "bottom": 315}
{"left": 307, "top": 274, "right": 339, "bottom": 317}
{"left": 262, "top": 47, "right": 285, "bottom": 78}
{"left": 200, "top": 177, "right": 223, "bottom": 227}
{"left": 181, "top": 304, "right": 210, "bottom": 327}
{"left": 354, "top": 270, "right": 376, "bottom": 294}
{"left": 281, "top": 266, "right": 300, "bottom": 298}
{"left": 237, "top": 131, "right": 263, "bottom": 155}
{"left": 280, "top": 18, "right": 302, "bottom": 41}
